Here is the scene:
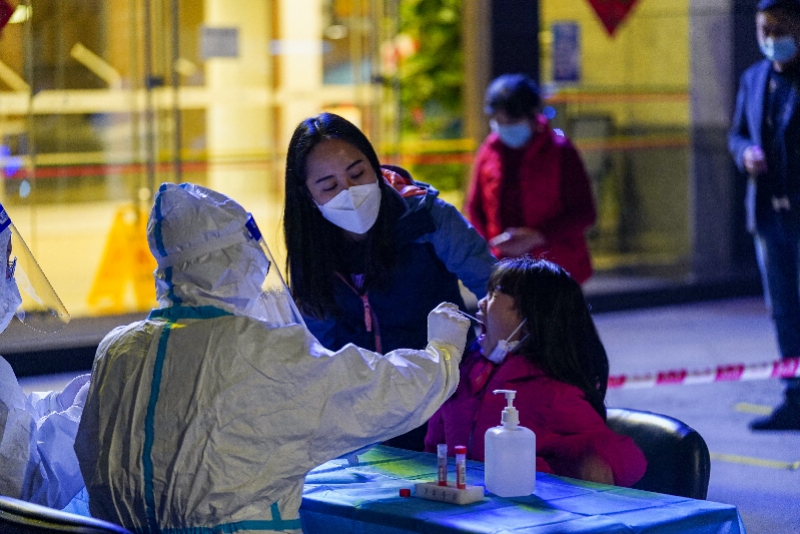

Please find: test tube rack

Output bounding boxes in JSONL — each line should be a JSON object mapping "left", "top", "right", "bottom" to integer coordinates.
{"left": 414, "top": 482, "right": 485, "bottom": 505}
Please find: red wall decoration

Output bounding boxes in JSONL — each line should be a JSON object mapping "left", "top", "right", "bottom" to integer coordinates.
{"left": 0, "top": 0, "right": 14, "bottom": 32}
{"left": 586, "top": 0, "right": 641, "bottom": 36}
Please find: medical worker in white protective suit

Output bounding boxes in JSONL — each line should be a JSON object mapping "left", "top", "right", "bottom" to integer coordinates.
{"left": 0, "top": 202, "right": 89, "bottom": 509}
{"left": 75, "top": 182, "right": 470, "bottom": 533}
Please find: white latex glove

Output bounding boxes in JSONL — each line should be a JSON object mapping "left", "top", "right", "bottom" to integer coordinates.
{"left": 74, "top": 380, "right": 90, "bottom": 407}
{"left": 427, "top": 302, "right": 470, "bottom": 356}
{"left": 57, "top": 374, "right": 91, "bottom": 411}
{"left": 27, "top": 373, "right": 91, "bottom": 419}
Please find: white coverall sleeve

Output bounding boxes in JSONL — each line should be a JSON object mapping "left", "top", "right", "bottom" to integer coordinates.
{"left": 306, "top": 304, "right": 469, "bottom": 466}
{"left": 0, "top": 356, "right": 90, "bottom": 509}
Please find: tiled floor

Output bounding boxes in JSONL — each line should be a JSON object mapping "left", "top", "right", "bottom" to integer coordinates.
{"left": 596, "top": 298, "right": 799, "bottom": 534}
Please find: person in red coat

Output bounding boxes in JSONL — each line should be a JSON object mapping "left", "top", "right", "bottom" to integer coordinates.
{"left": 466, "top": 74, "right": 596, "bottom": 284}
{"left": 424, "top": 257, "right": 646, "bottom": 487}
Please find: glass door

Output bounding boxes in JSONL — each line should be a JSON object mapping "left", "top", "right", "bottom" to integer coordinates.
{"left": 0, "top": 0, "right": 402, "bottom": 320}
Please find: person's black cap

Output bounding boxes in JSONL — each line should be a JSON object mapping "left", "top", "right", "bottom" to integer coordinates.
{"left": 758, "top": 0, "right": 800, "bottom": 12}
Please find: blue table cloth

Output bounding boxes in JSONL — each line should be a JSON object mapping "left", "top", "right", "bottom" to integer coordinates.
{"left": 301, "top": 446, "right": 746, "bottom": 534}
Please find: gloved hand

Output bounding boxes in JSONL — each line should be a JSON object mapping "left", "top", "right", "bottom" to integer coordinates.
{"left": 74, "top": 380, "right": 90, "bottom": 407}
{"left": 427, "top": 302, "right": 470, "bottom": 356}
{"left": 56, "top": 374, "right": 91, "bottom": 412}
{"left": 63, "top": 380, "right": 90, "bottom": 420}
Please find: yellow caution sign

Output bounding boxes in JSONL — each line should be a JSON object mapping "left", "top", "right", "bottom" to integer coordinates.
{"left": 87, "top": 204, "right": 156, "bottom": 314}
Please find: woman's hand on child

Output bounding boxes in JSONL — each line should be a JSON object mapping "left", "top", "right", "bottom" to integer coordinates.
{"left": 490, "top": 227, "right": 546, "bottom": 257}
{"left": 577, "top": 453, "right": 614, "bottom": 486}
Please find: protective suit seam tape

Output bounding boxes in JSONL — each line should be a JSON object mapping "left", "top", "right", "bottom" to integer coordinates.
{"left": 153, "top": 191, "right": 169, "bottom": 258}
{"left": 165, "top": 266, "right": 181, "bottom": 305}
{"left": 143, "top": 321, "right": 174, "bottom": 531}
{"left": 154, "top": 517, "right": 303, "bottom": 533}
{"left": 271, "top": 501, "right": 281, "bottom": 521}
{"left": 148, "top": 305, "right": 233, "bottom": 321}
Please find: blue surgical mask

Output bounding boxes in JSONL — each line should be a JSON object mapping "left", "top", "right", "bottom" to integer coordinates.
{"left": 759, "top": 35, "right": 798, "bottom": 63}
{"left": 490, "top": 120, "right": 532, "bottom": 149}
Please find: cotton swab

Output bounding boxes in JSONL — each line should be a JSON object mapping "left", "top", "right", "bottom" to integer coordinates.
{"left": 456, "top": 310, "right": 481, "bottom": 323}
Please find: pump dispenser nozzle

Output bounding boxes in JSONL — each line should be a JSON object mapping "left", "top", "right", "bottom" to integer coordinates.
{"left": 493, "top": 389, "right": 519, "bottom": 428}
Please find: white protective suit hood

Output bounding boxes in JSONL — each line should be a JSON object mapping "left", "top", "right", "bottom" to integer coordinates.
{"left": 148, "top": 183, "right": 303, "bottom": 327}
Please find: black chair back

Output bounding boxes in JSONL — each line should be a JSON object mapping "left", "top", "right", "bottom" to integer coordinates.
{"left": 0, "top": 495, "right": 131, "bottom": 534}
{"left": 606, "top": 408, "right": 711, "bottom": 499}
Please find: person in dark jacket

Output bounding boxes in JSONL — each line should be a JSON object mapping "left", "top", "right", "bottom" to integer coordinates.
{"left": 728, "top": 0, "right": 800, "bottom": 430}
{"left": 283, "top": 112, "right": 496, "bottom": 450}
{"left": 466, "top": 74, "right": 596, "bottom": 284}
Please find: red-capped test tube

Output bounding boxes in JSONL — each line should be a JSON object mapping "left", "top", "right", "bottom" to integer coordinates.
{"left": 437, "top": 444, "right": 448, "bottom": 486}
{"left": 454, "top": 445, "right": 467, "bottom": 489}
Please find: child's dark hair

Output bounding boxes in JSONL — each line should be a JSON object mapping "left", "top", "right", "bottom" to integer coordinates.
{"left": 487, "top": 257, "right": 609, "bottom": 419}
{"left": 484, "top": 74, "right": 542, "bottom": 119}
{"left": 283, "top": 112, "right": 397, "bottom": 319}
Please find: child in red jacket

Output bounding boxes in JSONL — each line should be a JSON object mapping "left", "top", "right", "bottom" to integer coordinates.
{"left": 424, "top": 257, "right": 646, "bottom": 487}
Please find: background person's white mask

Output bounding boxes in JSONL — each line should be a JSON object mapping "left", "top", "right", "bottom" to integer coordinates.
{"left": 316, "top": 181, "right": 382, "bottom": 234}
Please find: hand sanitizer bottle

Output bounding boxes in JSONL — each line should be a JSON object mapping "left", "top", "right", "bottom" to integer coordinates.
{"left": 484, "top": 389, "right": 536, "bottom": 497}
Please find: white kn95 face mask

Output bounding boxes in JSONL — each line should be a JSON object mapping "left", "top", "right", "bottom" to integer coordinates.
{"left": 316, "top": 181, "right": 382, "bottom": 235}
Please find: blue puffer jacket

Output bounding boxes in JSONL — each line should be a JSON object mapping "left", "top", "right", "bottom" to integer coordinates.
{"left": 304, "top": 174, "right": 496, "bottom": 356}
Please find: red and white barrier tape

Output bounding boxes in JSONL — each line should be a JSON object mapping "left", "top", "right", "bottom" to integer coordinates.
{"left": 608, "top": 357, "right": 800, "bottom": 389}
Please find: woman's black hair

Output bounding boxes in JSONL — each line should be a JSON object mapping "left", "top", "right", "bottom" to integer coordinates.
{"left": 283, "top": 112, "right": 398, "bottom": 319}
{"left": 488, "top": 257, "right": 609, "bottom": 419}
{"left": 484, "top": 74, "right": 542, "bottom": 119}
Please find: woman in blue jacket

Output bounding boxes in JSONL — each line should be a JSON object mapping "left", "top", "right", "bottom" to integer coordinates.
{"left": 283, "top": 113, "right": 495, "bottom": 449}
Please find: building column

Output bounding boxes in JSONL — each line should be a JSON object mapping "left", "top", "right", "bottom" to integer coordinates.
{"left": 689, "top": 0, "right": 757, "bottom": 279}
{"left": 490, "top": 0, "right": 539, "bottom": 81}
{"left": 203, "top": 0, "right": 271, "bottom": 198}
{"left": 463, "top": 0, "right": 492, "bottom": 144}
{"left": 275, "top": 0, "right": 324, "bottom": 146}
{"left": 463, "top": 0, "right": 539, "bottom": 149}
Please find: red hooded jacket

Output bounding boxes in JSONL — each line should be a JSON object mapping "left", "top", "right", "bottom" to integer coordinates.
{"left": 424, "top": 349, "right": 647, "bottom": 488}
{"left": 466, "top": 118, "right": 596, "bottom": 283}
